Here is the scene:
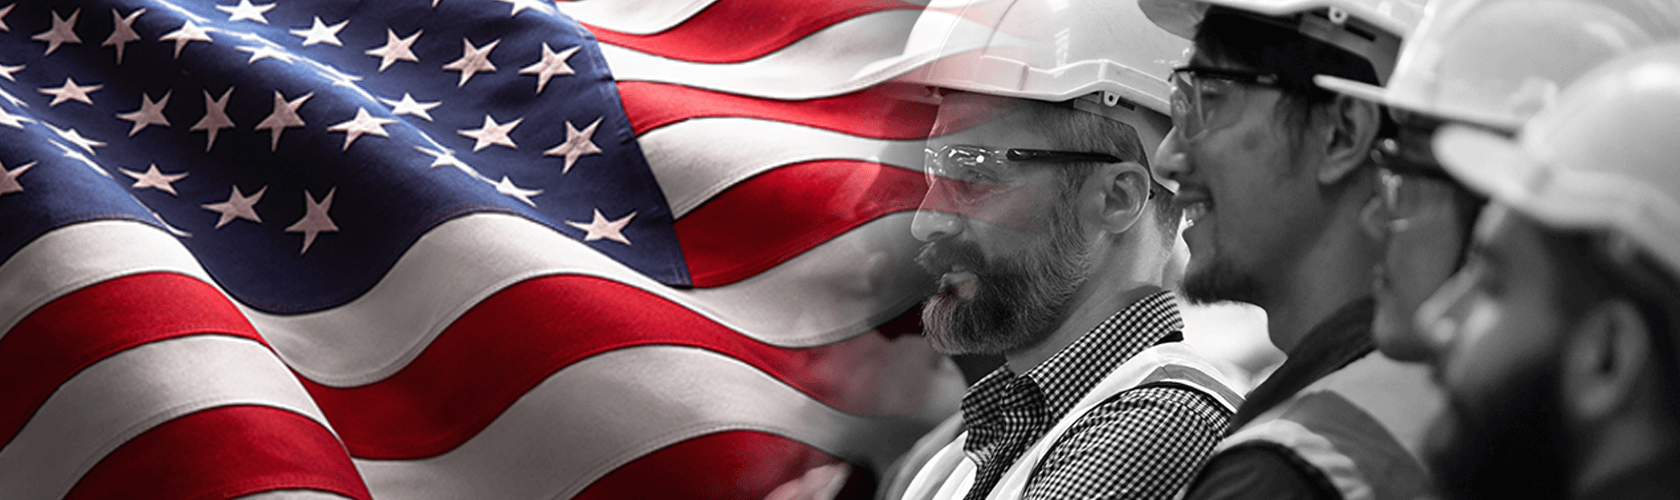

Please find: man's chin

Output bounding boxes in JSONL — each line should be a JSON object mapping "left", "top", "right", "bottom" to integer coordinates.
{"left": 1181, "top": 259, "right": 1260, "bottom": 305}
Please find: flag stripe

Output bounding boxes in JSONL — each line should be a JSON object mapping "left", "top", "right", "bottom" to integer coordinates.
{"left": 639, "top": 117, "right": 921, "bottom": 218}
{"left": 583, "top": 0, "right": 920, "bottom": 64}
{"left": 1, "top": 217, "right": 929, "bottom": 387}
{"left": 675, "top": 159, "right": 927, "bottom": 287}
{"left": 66, "top": 405, "right": 371, "bottom": 500}
{"left": 574, "top": 431, "right": 860, "bottom": 500}
{"left": 0, "top": 335, "right": 333, "bottom": 500}
{"left": 593, "top": 9, "right": 924, "bottom": 99}
{"left": 552, "top": 0, "right": 725, "bottom": 35}
{"left": 350, "top": 345, "right": 955, "bottom": 500}
{"left": 618, "top": 81, "right": 936, "bottom": 139}
{"left": 301, "top": 274, "right": 948, "bottom": 459}
{"left": 0, "top": 272, "right": 260, "bottom": 447}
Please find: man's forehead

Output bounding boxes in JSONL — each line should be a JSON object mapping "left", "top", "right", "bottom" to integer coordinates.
{"left": 929, "top": 97, "right": 1056, "bottom": 149}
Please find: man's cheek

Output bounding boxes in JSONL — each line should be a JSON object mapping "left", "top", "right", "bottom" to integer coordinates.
{"left": 917, "top": 184, "right": 1055, "bottom": 233}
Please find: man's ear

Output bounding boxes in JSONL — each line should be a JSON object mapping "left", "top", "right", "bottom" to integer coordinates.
{"left": 1316, "top": 95, "right": 1383, "bottom": 186}
{"left": 1562, "top": 298, "right": 1654, "bottom": 423}
{"left": 1091, "top": 162, "right": 1150, "bottom": 234}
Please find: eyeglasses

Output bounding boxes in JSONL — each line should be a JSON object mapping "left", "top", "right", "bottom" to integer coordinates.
{"left": 1366, "top": 137, "right": 1465, "bottom": 234}
{"left": 924, "top": 145, "right": 1124, "bottom": 205}
{"left": 1168, "top": 65, "right": 1283, "bottom": 141}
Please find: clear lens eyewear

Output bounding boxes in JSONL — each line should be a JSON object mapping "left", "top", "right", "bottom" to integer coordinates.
{"left": 923, "top": 145, "right": 1124, "bottom": 206}
{"left": 1368, "top": 138, "right": 1466, "bottom": 234}
{"left": 1168, "top": 66, "right": 1282, "bottom": 141}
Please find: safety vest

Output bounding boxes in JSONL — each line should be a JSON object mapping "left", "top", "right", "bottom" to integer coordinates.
{"left": 1212, "top": 351, "right": 1442, "bottom": 500}
{"left": 896, "top": 342, "right": 1245, "bottom": 500}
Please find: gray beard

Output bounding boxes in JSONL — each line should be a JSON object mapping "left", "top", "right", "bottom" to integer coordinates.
{"left": 917, "top": 203, "right": 1090, "bottom": 356}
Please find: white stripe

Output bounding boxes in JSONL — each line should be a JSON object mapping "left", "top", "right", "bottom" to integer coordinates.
{"left": 0, "top": 335, "right": 334, "bottom": 500}
{"left": 353, "top": 345, "right": 960, "bottom": 500}
{"left": 599, "top": 10, "right": 928, "bottom": 100}
{"left": 1220, "top": 418, "right": 1375, "bottom": 500}
{"left": 553, "top": 0, "right": 723, "bottom": 35}
{"left": 639, "top": 117, "right": 923, "bottom": 217}
{"left": 0, "top": 214, "right": 930, "bottom": 386}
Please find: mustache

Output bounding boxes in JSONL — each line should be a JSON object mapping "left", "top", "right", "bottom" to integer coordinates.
{"left": 915, "top": 240, "right": 987, "bottom": 275}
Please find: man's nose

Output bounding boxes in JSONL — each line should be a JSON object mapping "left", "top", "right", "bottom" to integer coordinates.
{"left": 1153, "top": 128, "right": 1192, "bottom": 183}
{"left": 911, "top": 190, "right": 964, "bottom": 243}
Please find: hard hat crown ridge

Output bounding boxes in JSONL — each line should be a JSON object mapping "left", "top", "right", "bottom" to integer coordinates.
{"left": 1317, "top": 0, "right": 1677, "bottom": 132}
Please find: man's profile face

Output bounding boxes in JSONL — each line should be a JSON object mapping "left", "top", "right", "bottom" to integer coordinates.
{"left": 912, "top": 94, "right": 1092, "bottom": 356}
{"left": 1415, "top": 204, "right": 1573, "bottom": 499}
{"left": 1158, "top": 52, "right": 1322, "bottom": 306}
{"left": 1364, "top": 120, "right": 1479, "bottom": 362}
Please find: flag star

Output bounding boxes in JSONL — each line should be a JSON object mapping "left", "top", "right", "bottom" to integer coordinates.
{"left": 191, "top": 87, "right": 235, "bottom": 151}
{"left": 0, "top": 106, "right": 31, "bottom": 129}
{"left": 442, "top": 38, "right": 500, "bottom": 87}
{"left": 490, "top": 175, "right": 542, "bottom": 206}
{"left": 291, "top": 16, "right": 347, "bottom": 47}
{"left": 216, "top": 0, "right": 275, "bottom": 24}
{"left": 327, "top": 107, "right": 398, "bottom": 151}
{"left": 102, "top": 8, "right": 144, "bottom": 64}
{"left": 519, "top": 43, "right": 579, "bottom": 94}
{"left": 121, "top": 163, "right": 187, "bottom": 195}
{"left": 495, "top": 0, "right": 553, "bottom": 17}
{"left": 415, "top": 145, "right": 482, "bottom": 178}
{"left": 202, "top": 185, "right": 265, "bottom": 228}
{"left": 0, "top": 4, "right": 11, "bottom": 32}
{"left": 116, "top": 90, "right": 170, "bottom": 136}
{"left": 159, "top": 20, "right": 214, "bottom": 58}
{"left": 566, "top": 209, "right": 635, "bottom": 245}
{"left": 286, "top": 187, "right": 338, "bottom": 254}
{"left": 0, "top": 63, "right": 21, "bottom": 82}
{"left": 38, "top": 77, "right": 102, "bottom": 107}
{"left": 254, "top": 90, "right": 312, "bottom": 151}
{"left": 236, "top": 44, "right": 298, "bottom": 64}
{"left": 0, "top": 161, "right": 35, "bottom": 197}
{"left": 457, "top": 114, "right": 521, "bottom": 151}
{"left": 57, "top": 144, "right": 109, "bottom": 177}
{"left": 32, "top": 9, "right": 81, "bottom": 56}
{"left": 0, "top": 88, "right": 25, "bottom": 108}
{"left": 543, "top": 117, "right": 603, "bottom": 173}
{"left": 47, "top": 123, "right": 105, "bottom": 154}
{"left": 379, "top": 93, "right": 440, "bottom": 121}
{"left": 365, "top": 28, "right": 421, "bottom": 72}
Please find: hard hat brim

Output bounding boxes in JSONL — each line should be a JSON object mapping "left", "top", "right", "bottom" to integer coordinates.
{"left": 1314, "top": 74, "right": 1389, "bottom": 105}
{"left": 1433, "top": 124, "right": 1539, "bottom": 208}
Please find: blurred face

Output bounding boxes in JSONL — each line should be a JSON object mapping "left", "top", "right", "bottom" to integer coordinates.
{"left": 1156, "top": 54, "right": 1322, "bottom": 305}
{"left": 1414, "top": 204, "right": 1573, "bottom": 499}
{"left": 912, "top": 95, "right": 1091, "bottom": 355}
{"left": 1362, "top": 119, "right": 1482, "bottom": 362}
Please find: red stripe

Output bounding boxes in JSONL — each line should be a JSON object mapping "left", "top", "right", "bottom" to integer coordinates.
{"left": 0, "top": 272, "right": 265, "bottom": 447}
{"left": 573, "top": 431, "right": 876, "bottom": 500}
{"left": 583, "top": 0, "right": 921, "bottom": 64}
{"left": 676, "top": 159, "right": 929, "bottom": 287}
{"left": 301, "top": 274, "right": 932, "bottom": 459}
{"left": 619, "top": 82, "right": 937, "bottom": 139}
{"left": 66, "top": 405, "right": 371, "bottom": 500}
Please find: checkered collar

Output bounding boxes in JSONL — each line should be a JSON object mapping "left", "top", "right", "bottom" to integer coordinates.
{"left": 961, "top": 290, "right": 1185, "bottom": 435}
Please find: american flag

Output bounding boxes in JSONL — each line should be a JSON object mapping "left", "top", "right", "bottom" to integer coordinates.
{"left": 0, "top": 0, "right": 964, "bottom": 498}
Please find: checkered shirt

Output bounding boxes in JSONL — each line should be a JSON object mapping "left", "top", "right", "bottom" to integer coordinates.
{"left": 959, "top": 291, "right": 1232, "bottom": 500}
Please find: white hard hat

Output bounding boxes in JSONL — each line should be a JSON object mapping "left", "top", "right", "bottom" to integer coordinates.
{"left": 896, "top": 0, "right": 1187, "bottom": 172}
{"left": 1138, "top": 0, "right": 1425, "bottom": 84}
{"left": 1433, "top": 42, "right": 1680, "bottom": 278}
{"left": 1318, "top": 0, "right": 1669, "bottom": 132}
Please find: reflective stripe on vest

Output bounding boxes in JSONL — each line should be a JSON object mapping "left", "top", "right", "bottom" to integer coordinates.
{"left": 1214, "top": 352, "right": 1441, "bottom": 500}
{"left": 899, "top": 342, "right": 1245, "bottom": 500}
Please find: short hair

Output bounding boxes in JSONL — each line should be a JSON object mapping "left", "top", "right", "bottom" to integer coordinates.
{"left": 1191, "top": 8, "right": 1391, "bottom": 139}
{"left": 1010, "top": 100, "right": 1182, "bottom": 239}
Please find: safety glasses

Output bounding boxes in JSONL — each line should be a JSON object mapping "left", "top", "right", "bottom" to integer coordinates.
{"left": 1168, "top": 65, "right": 1283, "bottom": 141}
{"left": 1366, "top": 136, "right": 1466, "bottom": 235}
{"left": 923, "top": 145, "right": 1123, "bottom": 206}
